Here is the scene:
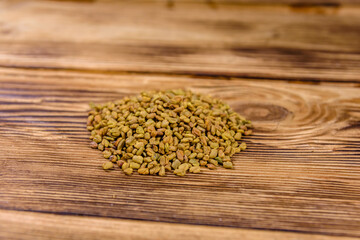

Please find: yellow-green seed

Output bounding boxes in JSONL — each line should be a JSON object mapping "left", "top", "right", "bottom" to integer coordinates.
{"left": 239, "top": 142, "right": 247, "bottom": 151}
{"left": 93, "top": 135, "right": 102, "bottom": 143}
{"left": 209, "top": 149, "right": 218, "bottom": 159}
{"left": 124, "top": 168, "right": 133, "bottom": 175}
{"left": 189, "top": 166, "right": 201, "bottom": 173}
{"left": 223, "top": 162, "right": 233, "bottom": 169}
{"left": 171, "top": 159, "right": 181, "bottom": 169}
{"left": 103, "top": 150, "right": 112, "bottom": 159}
{"left": 102, "top": 162, "right": 114, "bottom": 170}
{"left": 132, "top": 155, "right": 144, "bottom": 164}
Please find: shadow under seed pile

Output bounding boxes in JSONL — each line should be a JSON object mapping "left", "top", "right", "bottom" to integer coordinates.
{"left": 87, "top": 89, "right": 252, "bottom": 176}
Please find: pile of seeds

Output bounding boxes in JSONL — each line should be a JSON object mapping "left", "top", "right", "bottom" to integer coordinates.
{"left": 87, "top": 89, "right": 252, "bottom": 176}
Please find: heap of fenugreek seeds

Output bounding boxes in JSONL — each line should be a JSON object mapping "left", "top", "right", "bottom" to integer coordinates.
{"left": 87, "top": 90, "right": 252, "bottom": 176}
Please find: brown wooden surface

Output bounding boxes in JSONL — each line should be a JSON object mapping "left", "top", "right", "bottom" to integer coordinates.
{"left": 0, "top": 0, "right": 360, "bottom": 239}
{"left": 1, "top": 209, "right": 358, "bottom": 240}
{"left": 0, "top": 1, "right": 360, "bottom": 82}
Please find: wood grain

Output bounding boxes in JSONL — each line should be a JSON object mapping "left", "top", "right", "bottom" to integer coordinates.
{"left": 0, "top": 1, "right": 359, "bottom": 82}
{"left": 1, "top": 209, "right": 358, "bottom": 240}
{"left": 0, "top": 68, "right": 359, "bottom": 237}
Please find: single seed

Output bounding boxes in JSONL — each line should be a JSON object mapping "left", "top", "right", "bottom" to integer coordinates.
{"left": 117, "top": 160, "right": 125, "bottom": 168}
{"left": 223, "top": 162, "right": 233, "bottom": 169}
{"left": 102, "top": 162, "right": 114, "bottom": 170}
{"left": 124, "top": 168, "right": 133, "bottom": 175}
{"left": 138, "top": 168, "right": 149, "bottom": 175}
{"left": 207, "top": 163, "right": 216, "bottom": 170}
{"left": 109, "top": 155, "right": 117, "bottom": 162}
{"left": 90, "top": 141, "right": 98, "bottom": 149}
{"left": 103, "top": 150, "right": 112, "bottom": 159}
{"left": 209, "top": 149, "right": 218, "bottom": 159}
{"left": 132, "top": 155, "right": 144, "bottom": 164}
{"left": 130, "top": 162, "right": 141, "bottom": 169}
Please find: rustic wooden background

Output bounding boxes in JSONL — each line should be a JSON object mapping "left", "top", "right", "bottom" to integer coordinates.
{"left": 0, "top": 0, "right": 359, "bottom": 239}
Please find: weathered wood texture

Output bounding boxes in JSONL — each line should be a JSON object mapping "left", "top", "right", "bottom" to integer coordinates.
{"left": 0, "top": 209, "right": 358, "bottom": 240}
{"left": 0, "top": 1, "right": 359, "bottom": 82}
{"left": 0, "top": 68, "right": 359, "bottom": 237}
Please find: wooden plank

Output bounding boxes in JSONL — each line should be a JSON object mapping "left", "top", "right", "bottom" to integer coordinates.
{"left": 36, "top": 0, "right": 360, "bottom": 5}
{"left": 0, "top": 68, "right": 359, "bottom": 237}
{"left": 1, "top": 209, "right": 358, "bottom": 240}
{"left": 0, "top": 1, "right": 359, "bottom": 82}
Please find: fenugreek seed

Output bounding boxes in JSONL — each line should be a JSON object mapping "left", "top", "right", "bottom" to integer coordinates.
{"left": 209, "top": 149, "right": 218, "bottom": 159}
{"left": 165, "top": 164, "right": 172, "bottom": 171}
{"left": 117, "top": 139, "right": 125, "bottom": 150}
{"left": 234, "top": 132, "right": 242, "bottom": 140}
{"left": 122, "top": 126, "right": 130, "bottom": 133}
{"left": 132, "top": 155, "right": 144, "bottom": 164}
{"left": 93, "top": 135, "right": 102, "bottom": 143}
{"left": 136, "top": 146, "right": 144, "bottom": 155}
{"left": 169, "top": 145, "right": 177, "bottom": 151}
{"left": 189, "top": 166, "right": 201, "bottom": 173}
{"left": 130, "top": 162, "right": 141, "bottom": 169}
{"left": 122, "top": 162, "right": 129, "bottom": 170}
{"left": 117, "top": 160, "right": 125, "bottom": 168}
{"left": 144, "top": 132, "right": 151, "bottom": 140}
{"left": 209, "top": 159, "right": 218, "bottom": 166}
{"left": 244, "top": 130, "right": 252, "bottom": 136}
{"left": 197, "top": 153, "right": 204, "bottom": 159}
{"left": 138, "top": 168, "right": 149, "bottom": 175}
{"left": 174, "top": 132, "right": 183, "bottom": 140}
{"left": 171, "top": 159, "right": 181, "bottom": 169}
{"left": 200, "top": 136, "right": 207, "bottom": 146}
{"left": 152, "top": 153, "right": 160, "bottom": 161}
{"left": 103, "top": 150, "right": 112, "bottom": 159}
{"left": 176, "top": 150, "right": 184, "bottom": 161}
{"left": 127, "top": 146, "right": 133, "bottom": 153}
{"left": 200, "top": 160, "right": 207, "bottom": 166}
{"left": 109, "top": 155, "right": 117, "bottom": 162}
{"left": 159, "top": 156, "right": 166, "bottom": 166}
{"left": 223, "top": 162, "right": 233, "bottom": 169}
{"left": 224, "top": 146, "right": 232, "bottom": 154}
{"left": 148, "top": 161, "right": 157, "bottom": 169}
{"left": 215, "top": 157, "right": 223, "bottom": 164}
{"left": 206, "top": 163, "right": 216, "bottom": 170}
{"left": 136, "top": 126, "right": 144, "bottom": 134}
{"left": 239, "top": 142, "right": 247, "bottom": 151}
{"left": 90, "top": 141, "right": 98, "bottom": 149}
{"left": 102, "top": 162, "right": 114, "bottom": 170}
{"left": 174, "top": 169, "right": 186, "bottom": 176}
{"left": 189, "top": 159, "right": 199, "bottom": 166}
{"left": 144, "top": 157, "right": 152, "bottom": 163}
{"left": 189, "top": 153, "right": 197, "bottom": 159}
{"left": 98, "top": 143, "right": 104, "bottom": 151}
{"left": 124, "top": 168, "right": 133, "bottom": 175}
{"left": 159, "top": 166, "right": 166, "bottom": 176}
{"left": 125, "top": 136, "right": 136, "bottom": 145}
{"left": 204, "top": 146, "right": 211, "bottom": 155}
{"left": 178, "top": 163, "right": 190, "bottom": 172}
{"left": 223, "top": 156, "right": 231, "bottom": 162}
{"left": 150, "top": 165, "right": 161, "bottom": 175}
{"left": 218, "top": 150, "right": 225, "bottom": 158}
{"left": 134, "top": 141, "right": 144, "bottom": 149}
{"left": 209, "top": 142, "right": 219, "bottom": 149}
{"left": 167, "top": 153, "right": 176, "bottom": 161}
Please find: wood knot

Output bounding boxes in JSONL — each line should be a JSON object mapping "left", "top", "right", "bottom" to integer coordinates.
{"left": 232, "top": 103, "right": 289, "bottom": 122}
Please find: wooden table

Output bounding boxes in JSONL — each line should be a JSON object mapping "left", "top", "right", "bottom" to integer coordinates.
{"left": 0, "top": 0, "right": 359, "bottom": 239}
